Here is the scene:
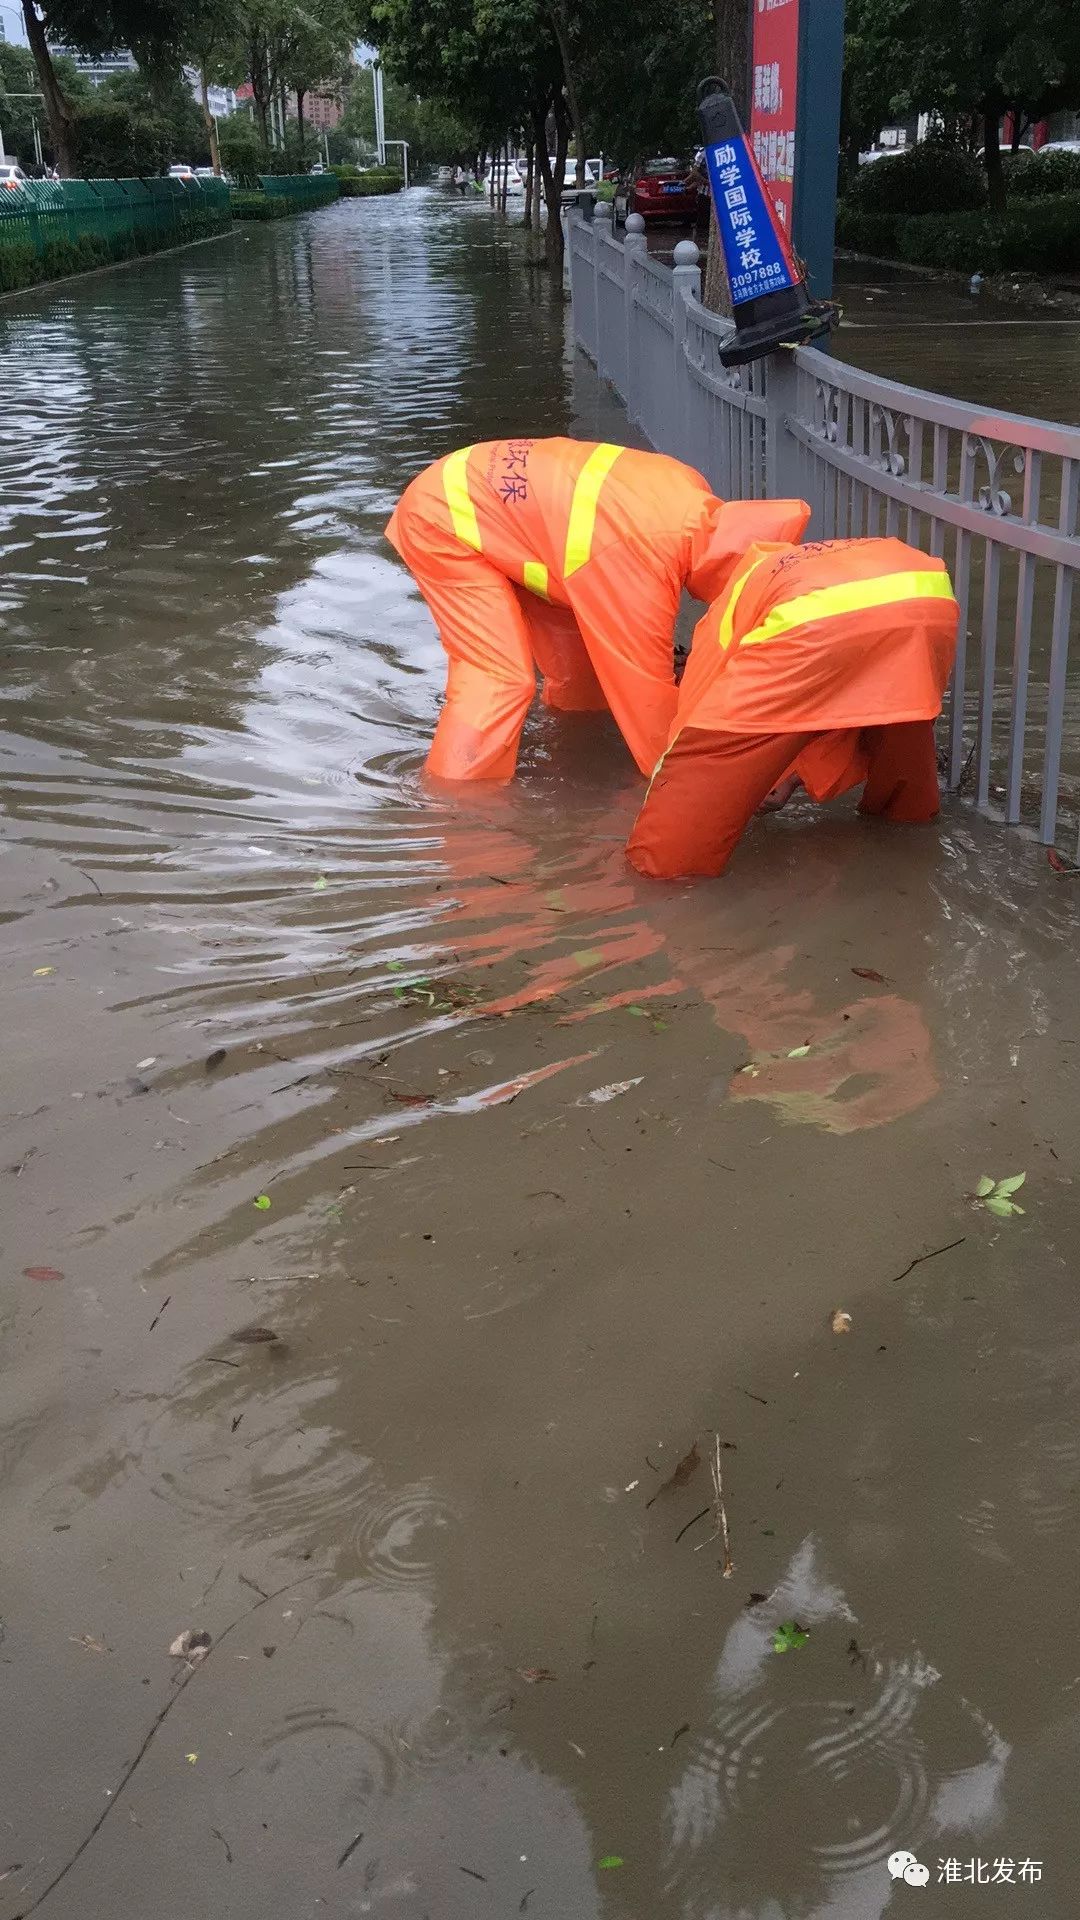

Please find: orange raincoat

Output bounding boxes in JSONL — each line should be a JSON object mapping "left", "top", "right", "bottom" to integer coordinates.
{"left": 386, "top": 437, "right": 810, "bottom": 780}
{"left": 627, "top": 536, "right": 959, "bottom": 878}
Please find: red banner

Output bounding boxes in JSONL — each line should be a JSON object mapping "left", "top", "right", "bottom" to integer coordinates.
{"left": 750, "top": 0, "right": 799, "bottom": 234}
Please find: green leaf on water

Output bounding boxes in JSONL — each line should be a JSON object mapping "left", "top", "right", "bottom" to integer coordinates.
{"left": 627, "top": 1006, "right": 649, "bottom": 1017}
{"left": 787, "top": 1045, "right": 811, "bottom": 1059}
{"left": 253, "top": 1195, "right": 271, "bottom": 1211}
{"left": 773, "top": 1621, "right": 809, "bottom": 1653}
{"left": 313, "top": 875, "right": 328, "bottom": 891}
{"left": 984, "top": 1195, "right": 1020, "bottom": 1219}
{"left": 975, "top": 1174, "right": 995, "bottom": 1198}
{"left": 387, "top": 960, "right": 406, "bottom": 971}
{"left": 573, "top": 949, "right": 605, "bottom": 970}
{"left": 598, "top": 1856, "right": 624, "bottom": 1870}
{"left": 651, "top": 1018, "right": 669, "bottom": 1031}
{"left": 994, "top": 1172, "right": 1026, "bottom": 1196}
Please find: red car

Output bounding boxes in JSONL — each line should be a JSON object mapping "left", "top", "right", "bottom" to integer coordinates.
{"left": 629, "top": 155, "right": 703, "bottom": 223}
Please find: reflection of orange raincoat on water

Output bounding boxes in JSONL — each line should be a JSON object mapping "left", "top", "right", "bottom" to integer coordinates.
{"left": 628, "top": 536, "right": 960, "bottom": 879}
{"left": 386, "top": 438, "right": 809, "bottom": 781}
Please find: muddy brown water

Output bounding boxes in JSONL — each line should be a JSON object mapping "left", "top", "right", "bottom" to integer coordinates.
{"left": 2, "top": 192, "right": 1080, "bottom": 1919}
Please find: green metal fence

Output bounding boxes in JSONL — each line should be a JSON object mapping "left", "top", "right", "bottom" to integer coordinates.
{"left": 230, "top": 173, "right": 341, "bottom": 218}
{"left": 0, "top": 175, "right": 232, "bottom": 269}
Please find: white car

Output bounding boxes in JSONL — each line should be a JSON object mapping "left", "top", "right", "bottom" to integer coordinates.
{"left": 1039, "top": 139, "right": 1080, "bottom": 155}
{"left": 167, "top": 163, "right": 196, "bottom": 181}
{"left": 0, "top": 160, "right": 27, "bottom": 191}
{"left": 488, "top": 159, "right": 526, "bottom": 197}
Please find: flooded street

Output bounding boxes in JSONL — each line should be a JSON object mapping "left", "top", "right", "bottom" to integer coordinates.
{"left": 3, "top": 191, "right": 1080, "bottom": 1918}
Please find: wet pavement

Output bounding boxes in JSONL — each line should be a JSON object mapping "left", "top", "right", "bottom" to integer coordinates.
{"left": 2, "top": 190, "right": 1080, "bottom": 1919}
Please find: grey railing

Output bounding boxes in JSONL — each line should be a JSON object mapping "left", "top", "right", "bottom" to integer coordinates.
{"left": 568, "top": 206, "right": 1080, "bottom": 851}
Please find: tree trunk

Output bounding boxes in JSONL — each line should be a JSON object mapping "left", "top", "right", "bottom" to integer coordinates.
{"left": 548, "top": 2, "right": 586, "bottom": 185}
{"left": 279, "top": 79, "right": 288, "bottom": 152}
{"left": 523, "top": 137, "right": 534, "bottom": 229}
{"left": 500, "top": 141, "right": 509, "bottom": 212}
{"left": 983, "top": 102, "right": 1006, "bottom": 215}
{"left": 22, "top": 0, "right": 75, "bottom": 177}
{"left": 296, "top": 87, "right": 306, "bottom": 162}
{"left": 703, "top": 0, "right": 752, "bottom": 314}
{"left": 199, "top": 64, "right": 221, "bottom": 174}
{"left": 250, "top": 38, "right": 271, "bottom": 150}
{"left": 533, "top": 98, "right": 566, "bottom": 268}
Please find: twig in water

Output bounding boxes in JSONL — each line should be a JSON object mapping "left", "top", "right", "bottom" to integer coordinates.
{"left": 675, "top": 1506, "right": 710, "bottom": 1545}
{"left": 74, "top": 867, "right": 104, "bottom": 898}
{"left": 337, "top": 1831, "right": 364, "bottom": 1869}
{"left": 149, "top": 1295, "right": 171, "bottom": 1332}
{"left": 694, "top": 1432, "right": 734, "bottom": 1575}
{"left": 888, "top": 1236, "right": 965, "bottom": 1284}
{"left": 211, "top": 1827, "right": 233, "bottom": 1865}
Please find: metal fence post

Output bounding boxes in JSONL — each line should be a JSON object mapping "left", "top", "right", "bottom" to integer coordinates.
{"left": 671, "top": 239, "right": 700, "bottom": 469}
{"left": 592, "top": 199, "right": 613, "bottom": 377}
{"left": 623, "top": 212, "right": 646, "bottom": 427}
{"left": 764, "top": 348, "right": 801, "bottom": 503}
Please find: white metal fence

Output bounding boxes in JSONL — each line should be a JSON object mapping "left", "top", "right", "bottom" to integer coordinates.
{"left": 568, "top": 206, "right": 1080, "bottom": 851}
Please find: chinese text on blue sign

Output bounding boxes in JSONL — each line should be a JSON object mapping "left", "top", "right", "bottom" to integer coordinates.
{"left": 704, "top": 138, "right": 798, "bottom": 306}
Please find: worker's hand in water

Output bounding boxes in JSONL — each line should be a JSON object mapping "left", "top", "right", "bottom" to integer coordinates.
{"left": 757, "top": 773, "right": 801, "bottom": 814}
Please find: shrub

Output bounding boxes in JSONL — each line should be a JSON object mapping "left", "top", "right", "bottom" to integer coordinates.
{"left": 1009, "top": 150, "right": 1080, "bottom": 198}
{"left": 331, "top": 163, "right": 359, "bottom": 181}
{"left": 847, "top": 143, "right": 985, "bottom": 217}
{"left": 835, "top": 203, "right": 901, "bottom": 255}
{"left": 897, "top": 194, "right": 1080, "bottom": 273}
{"left": 0, "top": 241, "right": 38, "bottom": 291}
{"left": 336, "top": 169, "right": 403, "bottom": 197}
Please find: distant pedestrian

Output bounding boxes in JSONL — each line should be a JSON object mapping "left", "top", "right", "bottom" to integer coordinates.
{"left": 454, "top": 164, "right": 468, "bottom": 196}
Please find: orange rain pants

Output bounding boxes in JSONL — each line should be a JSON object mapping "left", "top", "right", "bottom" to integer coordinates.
{"left": 627, "top": 536, "right": 959, "bottom": 878}
{"left": 386, "top": 437, "right": 810, "bottom": 781}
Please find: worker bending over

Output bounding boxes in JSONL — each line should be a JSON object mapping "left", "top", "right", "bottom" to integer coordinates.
{"left": 627, "top": 536, "right": 959, "bottom": 878}
{"left": 386, "top": 437, "right": 810, "bottom": 780}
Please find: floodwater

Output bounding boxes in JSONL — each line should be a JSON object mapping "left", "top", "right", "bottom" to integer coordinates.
{"left": 2, "top": 191, "right": 1080, "bottom": 1919}
{"left": 833, "top": 258, "right": 1080, "bottom": 426}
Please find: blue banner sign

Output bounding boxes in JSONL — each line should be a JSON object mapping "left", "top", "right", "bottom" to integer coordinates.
{"left": 704, "top": 135, "right": 799, "bottom": 306}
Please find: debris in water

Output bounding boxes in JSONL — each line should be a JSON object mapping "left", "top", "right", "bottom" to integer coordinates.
{"left": 231, "top": 1414, "right": 243, "bottom": 1432}
{"left": 205, "top": 1048, "right": 227, "bottom": 1071}
{"left": 186, "top": 1753, "right": 199, "bottom": 1765}
{"left": 746, "top": 1592, "right": 769, "bottom": 1606}
{"left": 232, "top": 1326, "right": 279, "bottom": 1344}
{"left": 670, "top": 1722, "right": 690, "bottom": 1747}
{"left": 974, "top": 1172, "right": 1026, "bottom": 1219}
{"left": 646, "top": 1440, "right": 700, "bottom": 1507}
{"left": 70, "top": 1633, "right": 108, "bottom": 1654}
{"left": 136, "top": 1057, "right": 156, "bottom": 1072}
{"left": 598, "top": 1855, "right": 624, "bottom": 1870}
{"left": 848, "top": 1637, "right": 869, "bottom": 1670}
{"left": 337, "top": 1830, "right": 364, "bottom": 1869}
{"left": 831, "top": 1309, "right": 853, "bottom": 1334}
{"left": 578, "top": 1077, "right": 643, "bottom": 1105}
{"left": 169, "top": 1629, "right": 212, "bottom": 1665}
{"left": 674, "top": 1506, "right": 710, "bottom": 1545}
{"left": 787, "top": 1045, "right": 811, "bottom": 1059}
{"left": 888, "top": 1237, "right": 965, "bottom": 1283}
{"left": 149, "top": 1295, "right": 171, "bottom": 1331}
{"left": 1047, "top": 848, "right": 1080, "bottom": 875}
{"left": 693, "top": 1432, "right": 734, "bottom": 1575}
{"left": 852, "top": 966, "right": 888, "bottom": 983}
{"left": 515, "top": 1666, "right": 555, "bottom": 1684}
{"left": 773, "top": 1621, "right": 809, "bottom": 1653}
{"left": 459, "top": 1866, "right": 488, "bottom": 1882}
{"left": 253, "top": 1195, "right": 272, "bottom": 1210}
{"left": 24, "top": 1266, "right": 64, "bottom": 1282}
{"left": 313, "top": 875, "right": 328, "bottom": 890}
{"left": 33, "top": 967, "right": 54, "bottom": 977}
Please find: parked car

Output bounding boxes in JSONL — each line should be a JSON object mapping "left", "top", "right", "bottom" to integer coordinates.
{"left": 552, "top": 157, "right": 598, "bottom": 202}
{"left": 617, "top": 156, "right": 702, "bottom": 224}
{"left": 167, "top": 163, "right": 196, "bottom": 181}
{"left": 0, "top": 160, "right": 27, "bottom": 191}
{"left": 1039, "top": 139, "right": 1080, "bottom": 154}
{"left": 194, "top": 166, "right": 218, "bottom": 180}
{"left": 487, "top": 158, "right": 527, "bottom": 197}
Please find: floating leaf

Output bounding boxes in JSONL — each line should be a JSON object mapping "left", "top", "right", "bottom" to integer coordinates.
{"left": 646, "top": 1441, "right": 701, "bottom": 1506}
{"left": 253, "top": 1194, "right": 272, "bottom": 1210}
{"left": 984, "top": 1195, "right": 1022, "bottom": 1219}
{"left": 169, "top": 1628, "right": 212, "bottom": 1664}
{"left": 975, "top": 1175, "right": 995, "bottom": 1198}
{"left": 186, "top": 1753, "right": 199, "bottom": 1765}
{"left": 313, "top": 876, "right": 328, "bottom": 891}
{"left": 386, "top": 960, "right": 406, "bottom": 971}
{"left": 578, "top": 1078, "right": 643, "bottom": 1105}
{"left": 515, "top": 1666, "right": 555, "bottom": 1684}
{"left": 205, "top": 1048, "right": 227, "bottom": 1071}
{"left": 573, "top": 949, "right": 605, "bottom": 970}
{"left": 627, "top": 1006, "right": 649, "bottom": 1017}
{"left": 995, "top": 1172, "right": 1026, "bottom": 1196}
{"left": 232, "top": 1326, "right": 279, "bottom": 1344}
{"left": 787, "top": 1045, "right": 811, "bottom": 1059}
{"left": 852, "top": 966, "right": 887, "bottom": 983}
{"left": 33, "top": 967, "right": 54, "bottom": 977}
{"left": 830, "top": 1309, "right": 852, "bottom": 1334}
{"left": 773, "top": 1621, "right": 809, "bottom": 1653}
{"left": 598, "top": 1856, "right": 624, "bottom": 1870}
{"left": 24, "top": 1266, "right": 64, "bottom": 1282}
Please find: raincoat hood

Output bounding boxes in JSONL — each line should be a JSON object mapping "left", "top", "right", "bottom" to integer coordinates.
{"left": 686, "top": 497, "right": 811, "bottom": 603}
